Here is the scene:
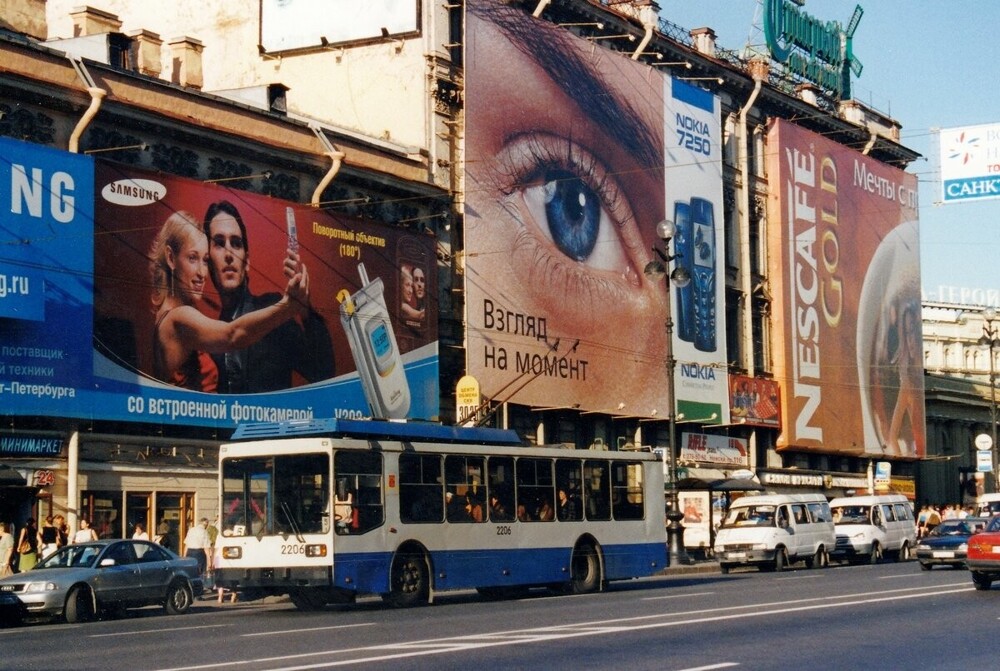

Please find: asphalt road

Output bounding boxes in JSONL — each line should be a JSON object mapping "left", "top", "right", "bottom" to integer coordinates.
{"left": 0, "top": 560, "right": 992, "bottom": 671}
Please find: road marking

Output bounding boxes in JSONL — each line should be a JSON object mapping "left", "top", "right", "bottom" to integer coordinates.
{"left": 154, "top": 583, "right": 971, "bottom": 671}
{"left": 243, "top": 623, "right": 375, "bottom": 637}
{"left": 643, "top": 591, "right": 716, "bottom": 601}
{"left": 91, "top": 624, "right": 230, "bottom": 638}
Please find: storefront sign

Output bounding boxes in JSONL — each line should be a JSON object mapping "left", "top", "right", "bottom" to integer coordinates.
{"left": 680, "top": 433, "right": 748, "bottom": 467}
{"left": 760, "top": 470, "right": 824, "bottom": 488}
{"left": 763, "top": 0, "right": 864, "bottom": 99}
{"left": 940, "top": 123, "right": 1000, "bottom": 204}
{"left": 0, "top": 435, "right": 63, "bottom": 457}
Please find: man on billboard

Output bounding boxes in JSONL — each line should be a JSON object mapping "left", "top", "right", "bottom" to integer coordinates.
{"left": 202, "top": 200, "right": 334, "bottom": 393}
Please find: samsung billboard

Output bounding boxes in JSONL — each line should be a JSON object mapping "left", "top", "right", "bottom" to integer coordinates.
{"left": 0, "top": 136, "right": 439, "bottom": 429}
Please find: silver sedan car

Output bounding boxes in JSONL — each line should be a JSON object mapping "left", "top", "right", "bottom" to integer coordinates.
{"left": 0, "top": 539, "right": 203, "bottom": 624}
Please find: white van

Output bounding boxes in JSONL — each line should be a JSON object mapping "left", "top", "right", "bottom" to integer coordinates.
{"left": 713, "top": 493, "right": 835, "bottom": 573}
{"left": 829, "top": 494, "right": 916, "bottom": 563}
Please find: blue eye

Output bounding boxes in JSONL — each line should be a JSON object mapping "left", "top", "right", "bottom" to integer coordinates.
{"left": 541, "top": 170, "right": 600, "bottom": 261}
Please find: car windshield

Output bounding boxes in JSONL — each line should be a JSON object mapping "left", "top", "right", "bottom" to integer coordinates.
{"left": 34, "top": 544, "right": 103, "bottom": 570}
{"left": 832, "top": 505, "right": 870, "bottom": 524}
{"left": 929, "top": 521, "right": 970, "bottom": 537}
{"left": 722, "top": 505, "right": 776, "bottom": 528}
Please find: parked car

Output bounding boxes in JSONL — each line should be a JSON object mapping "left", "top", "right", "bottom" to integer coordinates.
{"left": 916, "top": 517, "right": 987, "bottom": 570}
{"left": 0, "top": 539, "right": 203, "bottom": 624}
{"left": 965, "top": 515, "right": 1000, "bottom": 590}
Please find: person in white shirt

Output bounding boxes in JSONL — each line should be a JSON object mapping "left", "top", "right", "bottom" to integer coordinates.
{"left": 132, "top": 522, "right": 149, "bottom": 540}
{"left": 183, "top": 517, "right": 210, "bottom": 576}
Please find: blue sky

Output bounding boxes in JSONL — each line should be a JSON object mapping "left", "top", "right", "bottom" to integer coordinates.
{"left": 661, "top": 1, "right": 1000, "bottom": 306}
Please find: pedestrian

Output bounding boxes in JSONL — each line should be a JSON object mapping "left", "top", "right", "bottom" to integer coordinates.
{"left": 71, "top": 518, "right": 99, "bottom": 544}
{"left": 0, "top": 522, "right": 14, "bottom": 578}
{"left": 183, "top": 517, "right": 210, "bottom": 577}
{"left": 38, "top": 516, "right": 59, "bottom": 559}
{"left": 132, "top": 522, "right": 149, "bottom": 540}
{"left": 17, "top": 518, "right": 38, "bottom": 572}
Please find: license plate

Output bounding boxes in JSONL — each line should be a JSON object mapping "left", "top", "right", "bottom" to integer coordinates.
{"left": 992, "top": 546, "right": 1000, "bottom": 554}
{"left": 727, "top": 552, "right": 746, "bottom": 559}
{"left": 932, "top": 551, "right": 955, "bottom": 558}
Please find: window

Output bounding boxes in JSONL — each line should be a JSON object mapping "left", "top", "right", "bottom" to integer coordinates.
{"left": 807, "top": 502, "right": 831, "bottom": 523}
{"left": 517, "top": 458, "right": 554, "bottom": 522}
{"left": 487, "top": 457, "right": 515, "bottom": 522}
{"left": 584, "top": 460, "right": 611, "bottom": 521}
{"left": 445, "top": 455, "right": 485, "bottom": 523}
{"left": 893, "top": 503, "right": 912, "bottom": 522}
{"left": 790, "top": 504, "right": 807, "bottom": 524}
{"left": 556, "top": 459, "right": 583, "bottom": 521}
{"left": 399, "top": 453, "right": 443, "bottom": 523}
{"left": 611, "top": 461, "right": 644, "bottom": 520}
{"left": 334, "top": 451, "right": 383, "bottom": 533}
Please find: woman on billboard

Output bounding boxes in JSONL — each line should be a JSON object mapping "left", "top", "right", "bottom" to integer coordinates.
{"left": 148, "top": 211, "right": 307, "bottom": 391}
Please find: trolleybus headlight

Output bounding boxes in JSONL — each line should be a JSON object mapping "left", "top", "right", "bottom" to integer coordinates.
{"left": 222, "top": 546, "right": 242, "bottom": 559}
{"left": 305, "top": 545, "right": 328, "bottom": 557}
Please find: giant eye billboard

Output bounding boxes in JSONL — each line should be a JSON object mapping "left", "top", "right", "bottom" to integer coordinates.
{"left": 767, "top": 119, "right": 924, "bottom": 457}
{"left": 464, "top": 0, "right": 728, "bottom": 420}
{"left": 0, "top": 136, "right": 439, "bottom": 428}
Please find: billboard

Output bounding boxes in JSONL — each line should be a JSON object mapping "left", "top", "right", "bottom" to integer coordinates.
{"left": 260, "top": 0, "right": 419, "bottom": 52}
{"left": 767, "top": 119, "right": 924, "bottom": 457}
{"left": 0, "top": 136, "right": 439, "bottom": 428}
{"left": 939, "top": 123, "right": 1000, "bottom": 204}
{"left": 464, "top": 1, "right": 726, "bottom": 419}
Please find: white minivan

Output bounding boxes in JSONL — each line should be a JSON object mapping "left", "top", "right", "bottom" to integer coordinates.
{"left": 713, "top": 493, "right": 835, "bottom": 573}
{"left": 829, "top": 494, "right": 916, "bottom": 563}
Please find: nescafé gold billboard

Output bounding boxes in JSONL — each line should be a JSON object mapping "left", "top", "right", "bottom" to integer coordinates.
{"left": 767, "top": 119, "right": 924, "bottom": 458}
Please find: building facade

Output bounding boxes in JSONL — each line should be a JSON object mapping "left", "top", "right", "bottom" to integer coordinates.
{"left": 2, "top": 0, "right": 969, "bottom": 553}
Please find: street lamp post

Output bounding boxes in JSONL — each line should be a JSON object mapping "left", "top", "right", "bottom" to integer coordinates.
{"left": 644, "top": 219, "right": 692, "bottom": 567}
{"left": 979, "top": 308, "right": 1000, "bottom": 492}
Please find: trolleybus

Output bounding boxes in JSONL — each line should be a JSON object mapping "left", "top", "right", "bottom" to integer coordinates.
{"left": 214, "top": 418, "right": 666, "bottom": 610}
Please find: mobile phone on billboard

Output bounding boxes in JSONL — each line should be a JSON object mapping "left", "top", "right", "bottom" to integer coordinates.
{"left": 672, "top": 200, "right": 695, "bottom": 343}
{"left": 690, "top": 197, "right": 717, "bottom": 353}
{"left": 338, "top": 263, "right": 411, "bottom": 419}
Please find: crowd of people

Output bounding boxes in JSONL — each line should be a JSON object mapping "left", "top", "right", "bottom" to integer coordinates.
{"left": 915, "top": 504, "right": 978, "bottom": 538}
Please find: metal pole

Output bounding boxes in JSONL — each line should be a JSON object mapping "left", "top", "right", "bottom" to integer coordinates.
{"left": 664, "top": 262, "right": 690, "bottom": 566}
{"left": 991, "top": 338, "right": 998, "bottom": 493}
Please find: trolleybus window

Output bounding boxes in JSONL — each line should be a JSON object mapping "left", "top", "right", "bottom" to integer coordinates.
{"left": 612, "top": 461, "right": 645, "bottom": 520}
{"left": 584, "top": 460, "right": 611, "bottom": 521}
{"left": 487, "top": 456, "right": 515, "bottom": 521}
{"left": 517, "top": 458, "right": 555, "bottom": 522}
{"left": 221, "top": 454, "right": 329, "bottom": 537}
{"left": 333, "top": 451, "right": 383, "bottom": 533}
{"left": 399, "top": 453, "right": 444, "bottom": 523}
{"left": 445, "top": 455, "right": 486, "bottom": 523}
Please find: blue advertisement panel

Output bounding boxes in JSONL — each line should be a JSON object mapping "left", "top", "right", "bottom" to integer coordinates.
{"left": 0, "top": 137, "right": 439, "bottom": 428}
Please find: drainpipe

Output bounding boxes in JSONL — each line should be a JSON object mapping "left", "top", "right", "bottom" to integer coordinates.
{"left": 862, "top": 129, "right": 877, "bottom": 156}
{"left": 67, "top": 430, "right": 79, "bottom": 533}
{"left": 309, "top": 123, "right": 345, "bottom": 207}
{"left": 631, "top": 4, "right": 657, "bottom": 60}
{"left": 67, "top": 56, "right": 106, "bottom": 154}
{"left": 738, "top": 66, "right": 764, "bottom": 375}
{"left": 532, "top": 0, "right": 551, "bottom": 18}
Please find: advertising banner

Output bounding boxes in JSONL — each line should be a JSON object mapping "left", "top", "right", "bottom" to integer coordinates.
{"left": 939, "top": 123, "right": 1000, "bottom": 204}
{"left": 464, "top": 0, "right": 726, "bottom": 418}
{"left": 767, "top": 119, "right": 924, "bottom": 457}
{"left": 679, "top": 433, "right": 749, "bottom": 467}
{"left": 0, "top": 136, "right": 439, "bottom": 428}
{"left": 665, "top": 77, "right": 728, "bottom": 425}
{"left": 729, "top": 374, "right": 781, "bottom": 428}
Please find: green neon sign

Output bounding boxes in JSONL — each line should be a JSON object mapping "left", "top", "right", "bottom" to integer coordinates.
{"left": 763, "top": 0, "right": 863, "bottom": 99}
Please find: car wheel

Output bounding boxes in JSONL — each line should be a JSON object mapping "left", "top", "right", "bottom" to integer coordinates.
{"left": 164, "top": 580, "right": 193, "bottom": 615}
{"left": 868, "top": 542, "right": 881, "bottom": 565}
{"left": 64, "top": 585, "right": 95, "bottom": 624}
{"left": 774, "top": 548, "right": 787, "bottom": 572}
{"left": 919, "top": 561, "right": 932, "bottom": 571}
{"left": 972, "top": 571, "right": 993, "bottom": 591}
{"left": 719, "top": 564, "right": 730, "bottom": 575}
{"left": 897, "top": 542, "right": 911, "bottom": 562}
{"left": 806, "top": 547, "right": 828, "bottom": 569}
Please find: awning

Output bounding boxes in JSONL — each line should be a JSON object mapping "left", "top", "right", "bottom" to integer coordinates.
{"left": 672, "top": 476, "right": 765, "bottom": 492}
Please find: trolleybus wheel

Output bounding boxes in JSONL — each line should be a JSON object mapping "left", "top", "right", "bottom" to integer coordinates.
{"left": 289, "top": 588, "right": 328, "bottom": 611}
{"left": 567, "top": 542, "right": 602, "bottom": 594}
{"left": 387, "top": 551, "right": 429, "bottom": 607}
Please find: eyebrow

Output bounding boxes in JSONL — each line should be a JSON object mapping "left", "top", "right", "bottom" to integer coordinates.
{"left": 475, "top": 5, "right": 662, "bottom": 170}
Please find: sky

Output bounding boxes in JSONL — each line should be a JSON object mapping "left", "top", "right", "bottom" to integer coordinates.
{"left": 660, "top": 0, "right": 1000, "bottom": 307}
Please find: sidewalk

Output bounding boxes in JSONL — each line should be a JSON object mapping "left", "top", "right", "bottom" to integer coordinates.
{"left": 659, "top": 556, "right": 721, "bottom": 576}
